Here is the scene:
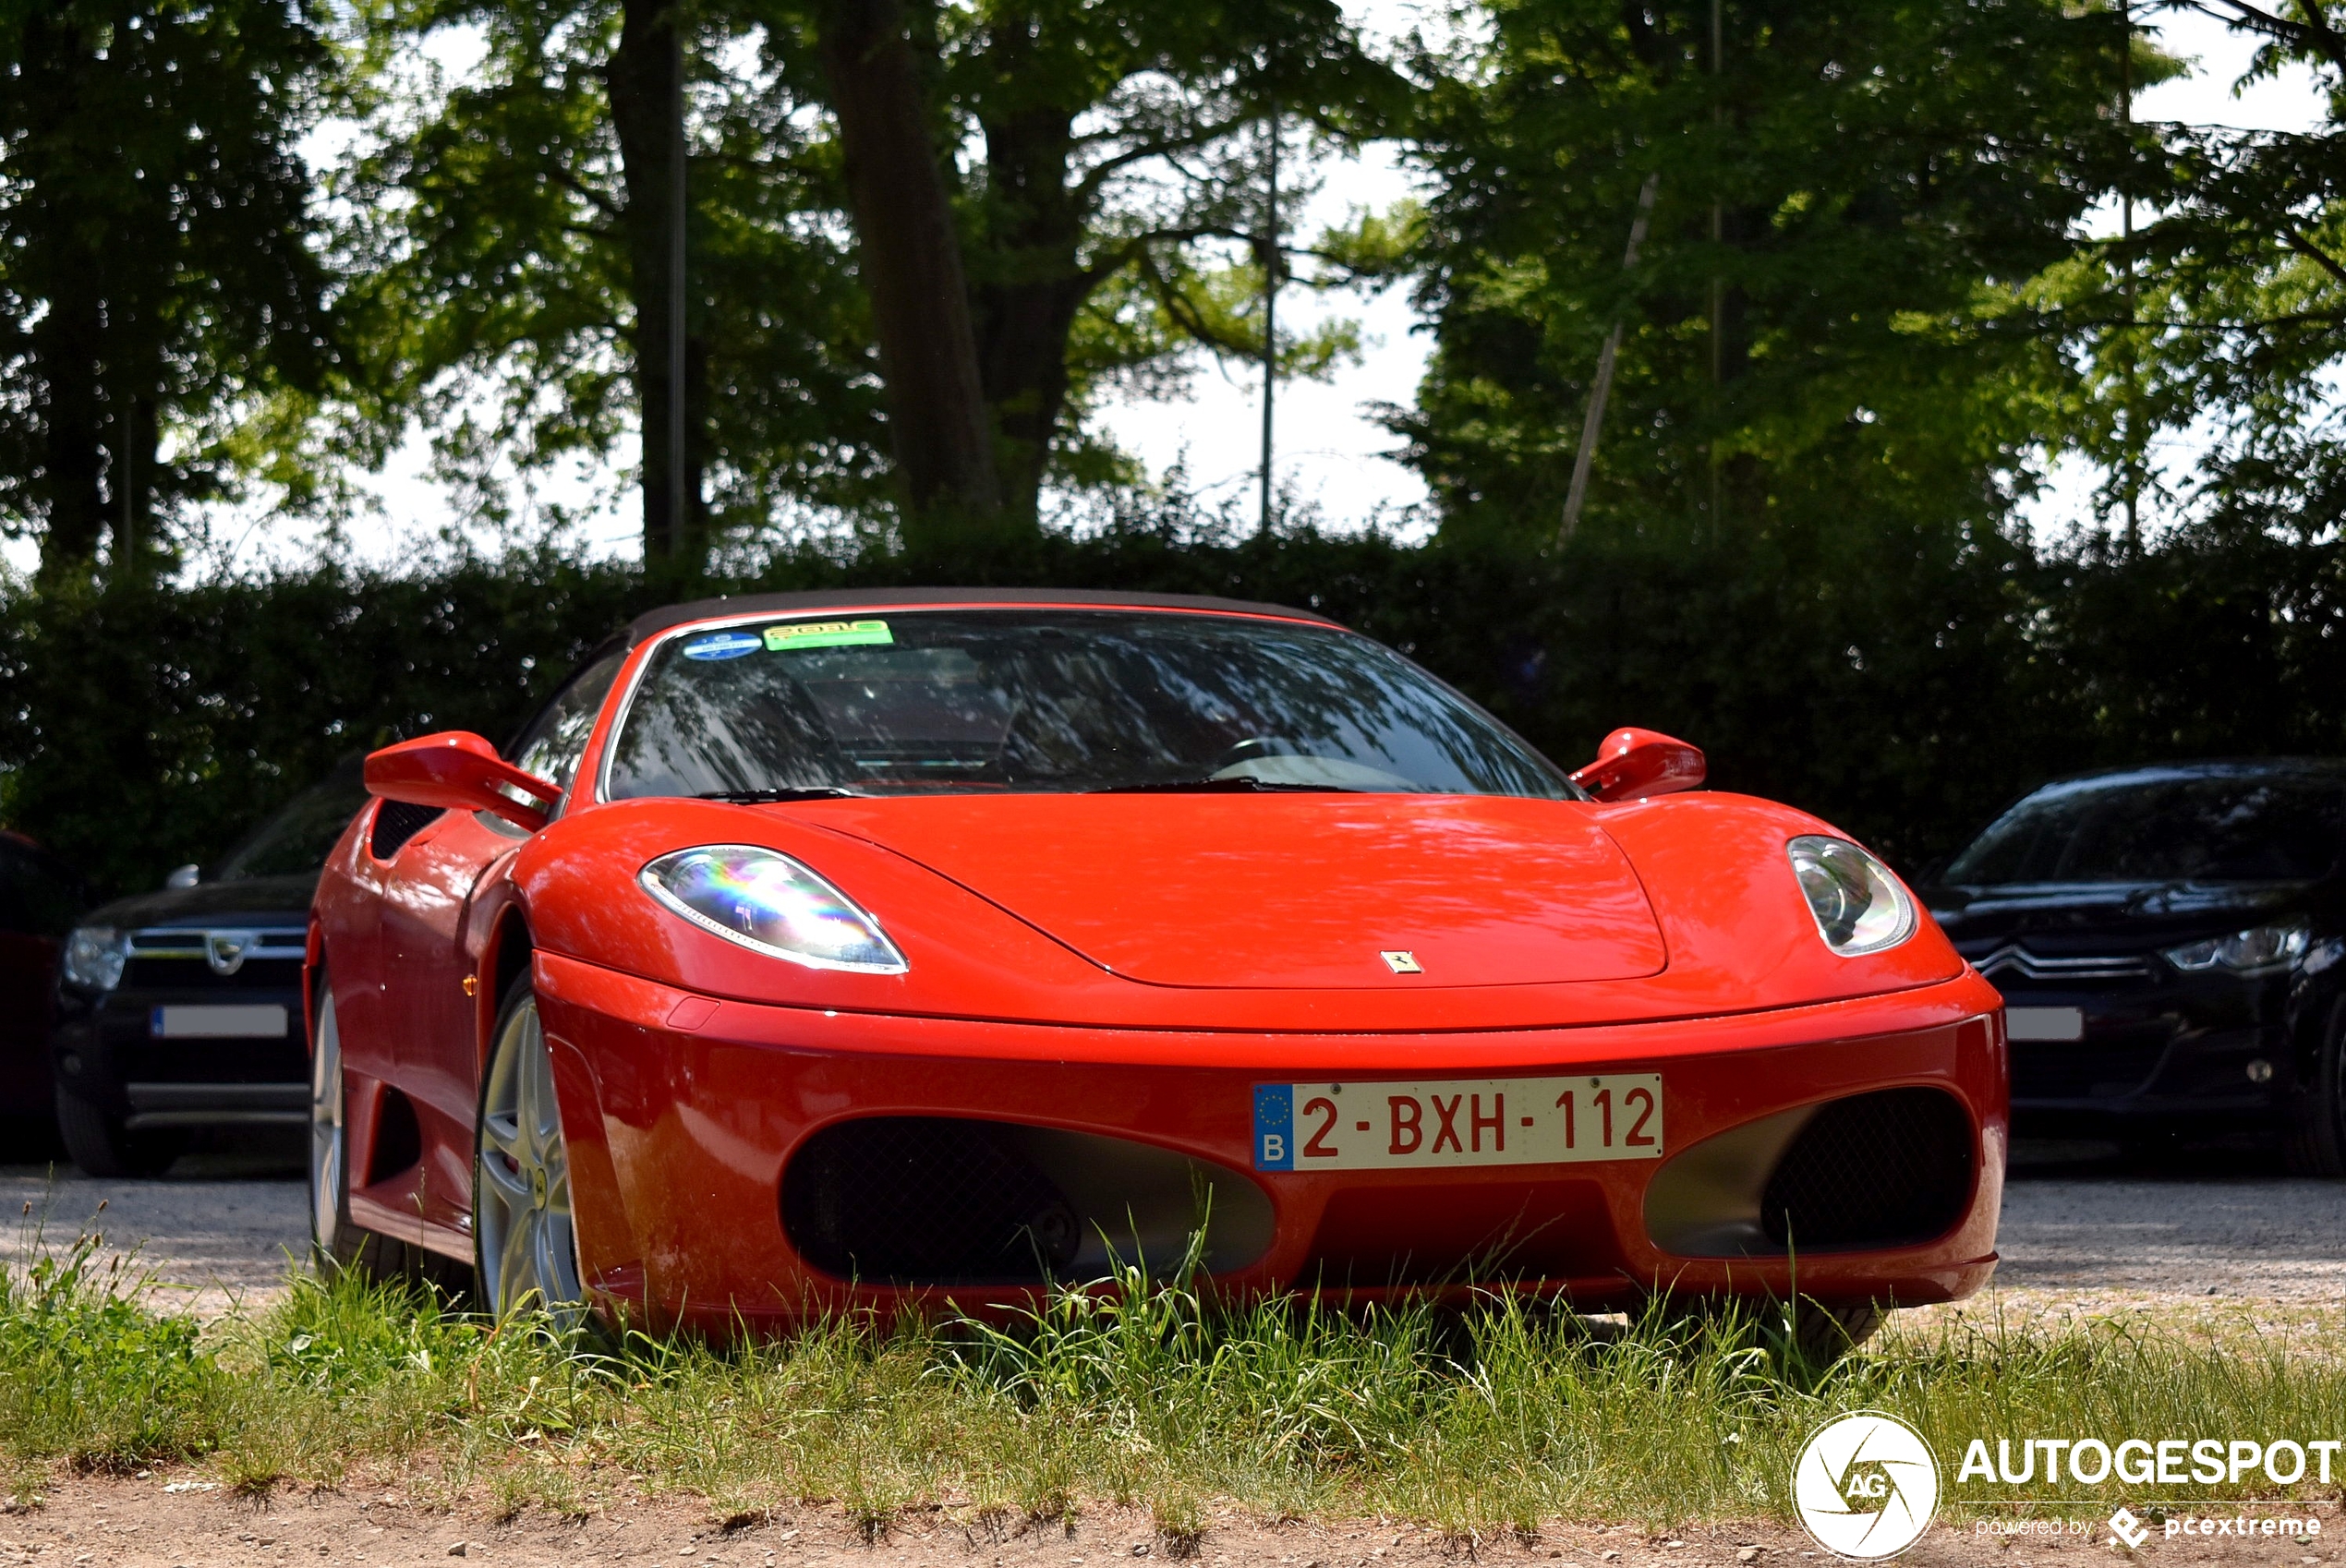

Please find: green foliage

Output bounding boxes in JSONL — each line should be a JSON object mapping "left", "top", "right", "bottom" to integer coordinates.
{"left": 6, "top": 1242, "right": 2346, "bottom": 1530}
{"left": 5, "top": 503, "right": 2345, "bottom": 900}
{"left": 1397, "top": 0, "right": 2125, "bottom": 540}
{"left": 0, "top": 1228, "right": 224, "bottom": 1469}
{"left": 2060, "top": 2, "right": 2346, "bottom": 539}
{"left": 0, "top": 554, "right": 642, "bottom": 895}
{"left": 0, "top": 0, "right": 336, "bottom": 576}
{"left": 332, "top": 0, "right": 891, "bottom": 543}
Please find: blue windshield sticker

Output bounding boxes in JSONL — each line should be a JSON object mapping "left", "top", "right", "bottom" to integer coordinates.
{"left": 683, "top": 631, "right": 763, "bottom": 661}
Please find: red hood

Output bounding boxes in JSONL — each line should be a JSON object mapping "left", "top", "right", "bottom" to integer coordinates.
{"left": 808, "top": 793, "right": 1665, "bottom": 990}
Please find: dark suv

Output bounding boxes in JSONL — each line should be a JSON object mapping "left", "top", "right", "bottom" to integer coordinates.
{"left": 1923, "top": 759, "right": 2346, "bottom": 1174}
{"left": 51, "top": 765, "right": 368, "bottom": 1176}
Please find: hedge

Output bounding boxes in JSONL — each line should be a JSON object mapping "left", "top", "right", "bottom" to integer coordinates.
{"left": 5, "top": 510, "right": 2340, "bottom": 900}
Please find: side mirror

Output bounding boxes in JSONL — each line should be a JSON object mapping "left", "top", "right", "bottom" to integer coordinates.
{"left": 364, "top": 731, "right": 562, "bottom": 833}
{"left": 163, "top": 863, "right": 200, "bottom": 890}
{"left": 1570, "top": 727, "right": 1707, "bottom": 802}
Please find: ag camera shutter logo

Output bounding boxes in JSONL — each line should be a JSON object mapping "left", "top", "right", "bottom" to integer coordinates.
{"left": 1793, "top": 1412, "right": 1941, "bottom": 1559}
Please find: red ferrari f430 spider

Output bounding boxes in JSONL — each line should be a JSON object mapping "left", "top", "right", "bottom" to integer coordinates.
{"left": 308, "top": 589, "right": 2006, "bottom": 1340}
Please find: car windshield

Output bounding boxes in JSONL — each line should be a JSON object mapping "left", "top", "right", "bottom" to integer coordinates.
{"left": 605, "top": 609, "right": 1574, "bottom": 801}
{"left": 1944, "top": 772, "right": 2346, "bottom": 886}
{"left": 214, "top": 770, "right": 371, "bottom": 881}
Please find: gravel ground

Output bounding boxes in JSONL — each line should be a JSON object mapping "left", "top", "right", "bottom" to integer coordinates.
{"left": 2, "top": 1136, "right": 2342, "bottom": 1318}
{"left": 0, "top": 1138, "right": 308, "bottom": 1318}
{"left": 4, "top": 1477, "right": 2337, "bottom": 1568}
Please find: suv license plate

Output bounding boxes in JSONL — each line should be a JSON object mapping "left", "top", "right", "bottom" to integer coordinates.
{"left": 1252, "top": 1074, "right": 1663, "bottom": 1172}
{"left": 151, "top": 1005, "right": 288, "bottom": 1040}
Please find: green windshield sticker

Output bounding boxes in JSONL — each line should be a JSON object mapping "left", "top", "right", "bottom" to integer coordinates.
{"left": 764, "top": 619, "right": 894, "bottom": 651}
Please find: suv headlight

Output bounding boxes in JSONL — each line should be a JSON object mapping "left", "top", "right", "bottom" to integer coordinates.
{"left": 2163, "top": 922, "right": 2309, "bottom": 975}
{"left": 640, "top": 846, "right": 908, "bottom": 974}
{"left": 61, "top": 926, "right": 129, "bottom": 990}
{"left": 1787, "top": 836, "right": 1917, "bottom": 957}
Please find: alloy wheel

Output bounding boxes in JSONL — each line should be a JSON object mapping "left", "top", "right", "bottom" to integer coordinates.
{"left": 308, "top": 993, "right": 345, "bottom": 1258}
{"left": 475, "top": 994, "right": 586, "bottom": 1321}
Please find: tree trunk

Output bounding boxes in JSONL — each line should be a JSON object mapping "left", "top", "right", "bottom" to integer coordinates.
{"left": 971, "top": 97, "right": 1088, "bottom": 525}
{"left": 20, "top": 11, "right": 106, "bottom": 582}
{"left": 107, "top": 391, "right": 157, "bottom": 576}
{"left": 818, "top": 0, "right": 1003, "bottom": 537}
{"left": 608, "top": 0, "right": 708, "bottom": 568}
{"left": 33, "top": 260, "right": 106, "bottom": 580}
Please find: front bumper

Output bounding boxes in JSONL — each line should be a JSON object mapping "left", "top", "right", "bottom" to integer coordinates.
{"left": 51, "top": 983, "right": 308, "bottom": 1129}
{"left": 1989, "top": 971, "right": 2297, "bottom": 1127}
{"left": 530, "top": 952, "right": 2008, "bottom": 1333}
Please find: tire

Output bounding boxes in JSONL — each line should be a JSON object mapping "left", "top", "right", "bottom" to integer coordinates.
{"left": 309, "top": 980, "right": 473, "bottom": 1296}
{"left": 473, "top": 971, "right": 589, "bottom": 1325}
{"left": 1786, "top": 1299, "right": 1883, "bottom": 1363}
{"left": 54, "top": 1086, "right": 182, "bottom": 1178}
{"left": 2281, "top": 1008, "right": 2346, "bottom": 1178}
{"left": 1663, "top": 1295, "right": 1884, "bottom": 1365}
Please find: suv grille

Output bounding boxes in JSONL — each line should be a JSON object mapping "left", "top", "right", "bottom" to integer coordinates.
{"left": 1761, "top": 1089, "right": 1973, "bottom": 1250}
{"left": 122, "top": 926, "right": 306, "bottom": 991}
{"left": 1972, "top": 945, "right": 2156, "bottom": 984}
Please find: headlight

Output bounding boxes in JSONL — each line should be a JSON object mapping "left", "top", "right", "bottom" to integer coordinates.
{"left": 1787, "top": 836, "right": 1917, "bottom": 957}
{"left": 61, "top": 926, "right": 129, "bottom": 990}
{"left": 2163, "top": 922, "right": 2309, "bottom": 975}
{"left": 640, "top": 846, "right": 908, "bottom": 974}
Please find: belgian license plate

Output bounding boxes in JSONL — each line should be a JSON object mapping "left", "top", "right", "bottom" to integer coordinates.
{"left": 151, "top": 1005, "right": 288, "bottom": 1040}
{"left": 1252, "top": 1074, "right": 1664, "bottom": 1172}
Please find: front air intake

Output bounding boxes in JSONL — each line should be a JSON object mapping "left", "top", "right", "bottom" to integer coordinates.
{"left": 781, "top": 1116, "right": 1276, "bottom": 1286}
{"left": 785, "top": 1116, "right": 1079, "bottom": 1284}
{"left": 1760, "top": 1088, "right": 1973, "bottom": 1249}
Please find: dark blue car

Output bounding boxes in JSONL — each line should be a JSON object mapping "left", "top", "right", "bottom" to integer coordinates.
{"left": 1924, "top": 759, "right": 2346, "bottom": 1174}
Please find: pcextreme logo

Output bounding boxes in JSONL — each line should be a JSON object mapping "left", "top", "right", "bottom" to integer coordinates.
{"left": 1793, "top": 1412, "right": 1943, "bottom": 1560}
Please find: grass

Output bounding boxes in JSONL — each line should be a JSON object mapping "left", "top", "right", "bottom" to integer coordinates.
{"left": 3, "top": 1228, "right": 2343, "bottom": 1535}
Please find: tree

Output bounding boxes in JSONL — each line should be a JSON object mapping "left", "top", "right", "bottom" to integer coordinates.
{"left": 0, "top": 0, "right": 333, "bottom": 581}
{"left": 815, "top": 0, "right": 1003, "bottom": 530}
{"left": 341, "top": 0, "right": 889, "bottom": 571}
{"left": 1395, "top": 0, "right": 2125, "bottom": 545}
{"left": 344, "top": 0, "right": 1400, "bottom": 554}
{"left": 931, "top": 0, "right": 1405, "bottom": 525}
{"left": 2058, "top": 0, "right": 2346, "bottom": 542}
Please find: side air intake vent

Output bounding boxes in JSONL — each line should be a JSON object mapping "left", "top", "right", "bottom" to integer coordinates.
{"left": 782, "top": 1117, "right": 1276, "bottom": 1286}
{"left": 369, "top": 800, "right": 444, "bottom": 861}
{"left": 1760, "top": 1088, "right": 1973, "bottom": 1250}
{"left": 1645, "top": 1087, "right": 1976, "bottom": 1258}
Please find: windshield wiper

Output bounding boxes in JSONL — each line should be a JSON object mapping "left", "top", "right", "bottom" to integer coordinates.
{"left": 695, "top": 788, "right": 868, "bottom": 803}
{"left": 1089, "top": 777, "right": 1359, "bottom": 794}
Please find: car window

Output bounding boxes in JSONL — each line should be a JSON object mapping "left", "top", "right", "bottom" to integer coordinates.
{"left": 508, "top": 649, "right": 627, "bottom": 795}
{"left": 1946, "top": 774, "right": 2346, "bottom": 885}
{"left": 605, "top": 609, "right": 1573, "bottom": 801}
{"left": 214, "top": 768, "right": 373, "bottom": 881}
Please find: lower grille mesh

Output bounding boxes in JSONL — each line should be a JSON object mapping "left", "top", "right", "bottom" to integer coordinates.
{"left": 1761, "top": 1089, "right": 1973, "bottom": 1250}
{"left": 783, "top": 1116, "right": 1081, "bottom": 1285}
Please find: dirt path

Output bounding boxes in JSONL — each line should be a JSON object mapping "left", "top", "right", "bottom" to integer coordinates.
{"left": 3, "top": 1475, "right": 2335, "bottom": 1568}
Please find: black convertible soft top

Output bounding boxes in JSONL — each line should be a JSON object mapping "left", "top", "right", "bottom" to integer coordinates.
{"left": 624, "top": 586, "right": 1342, "bottom": 645}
